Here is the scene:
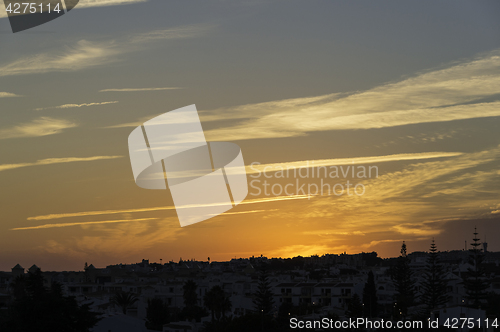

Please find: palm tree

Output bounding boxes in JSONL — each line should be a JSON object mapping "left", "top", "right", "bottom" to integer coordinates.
{"left": 111, "top": 291, "right": 138, "bottom": 314}
{"left": 203, "top": 285, "right": 231, "bottom": 322}
{"left": 183, "top": 280, "right": 198, "bottom": 308}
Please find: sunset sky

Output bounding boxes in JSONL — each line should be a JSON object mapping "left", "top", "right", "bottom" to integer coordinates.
{"left": 1, "top": 0, "right": 500, "bottom": 271}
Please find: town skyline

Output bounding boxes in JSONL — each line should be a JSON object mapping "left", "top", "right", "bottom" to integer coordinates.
{"left": 2, "top": 227, "right": 496, "bottom": 272}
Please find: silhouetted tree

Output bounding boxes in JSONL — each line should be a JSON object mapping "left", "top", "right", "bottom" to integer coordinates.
{"left": 183, "top": 280, "right": 198, "bottom": 307}
{"left": 10, "top": 275, "right": 27, "bottom": 300}
{"left": 391, "top": 241, "right": 415, "bottom": 318}
{"left": 253, "top": 266, "right": 274, "bottom": 316}
{"left": 362, "top": 270, "right": 378, "bottom": 318}
{"left": 361, "top": 252, "right": 383, "bottom": 267}
{"left": 0, "top": 269, "right": 100, "bottom": 332}
{"left": 203, "top": 285, "right": 231, "bottom": 322}
{"left": 347, "top": 294, "right": 364, "bottom": 318}
{"left": 463, "top": 228, "right": 490, "bottom": 308}
{"left": 111, "top": 291, "right": 138, "bottom": 314}
{"left": 420, "top": 239, "right": 449, "bottom": 312}
{"left": 182, "top": 280, "right": 206, "bottom": 321}
{"left": 145, "top": 298, "right": 169, "bottom": 331}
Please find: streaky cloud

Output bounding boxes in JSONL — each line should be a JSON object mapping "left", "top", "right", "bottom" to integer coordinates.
{"left": 0, "top": 155, "right": 123, "bottom": 172}
{"left": 246, "top": 151, "right": 463, "bottom": 175}
{"left": 27, "top": 195, "right": 310, "bottom": 221}
{"left": 129, "top": 24, "right": 214, "bottom": 43}
{"left": 137, "top": 151, "right": 464, "bottom": 182}
{"left": 0, "top": 25, "right": 213, "bottom": 77}
{"left": 41, "top": 218, "right": 182, "bottom": 259}
{"left": 99, "top": 87, "right": 182, "bottom": 92}
{"left": 11, "top": 217, "right": 158, "bottom": 231}
{"left": 0, "top": 40, "right": 120, "bottom": 77}
{"left": 0, "top": 92, "right": 21, "bottom": 98}
{"left": 103, "top": 114, "right": 162, "bottom": 128}
{"left": 16, "top": 210, "right": 271, "bottom": 231}
{"left": 296, "top": 145, "right": 500, "bottom": 248}
{"left": 0, "top": 117, "right": 77, "bottom": 139}
{"left": 216, "top": 209, "right": 276, "bottom": 216}
{"left": 199, "top": 50, "right": 500, "bottom": 141}
{"left": 35, "top": 101, "right": 118, "bottom": 111}
{"left": 76, "top": 0, "right": 148, "bottom": 10}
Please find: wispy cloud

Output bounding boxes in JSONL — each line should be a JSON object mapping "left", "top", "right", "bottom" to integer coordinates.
{"left": 391, "top": 222, "right": 442, "bottom": 237}
{"left": 0, "top": 155, "right": 123, "bottom": 172}
{"left": 0, "top": 40, "right": 120, "bottom": 77}
{"left": 0, "top": 92, "right": 21, "bottom": 98}
{"left": 143, "top": 151, "right": 463, "bottom": 181}
{"left": 217, "top": 209, "right": 275, "bottom": 216}
{"left": 359, "top": 147, "right": 500, "bottom": 201}
{"left": 129, "top": 25, "right": 212, "bottom": 43}
{"left": 104, "top": 120, "right": 146, "bottom": 129}
{"left": 281, "top": 145, "right": 500, "bottom": 253}
{"left": 103, "top": 114, "right": 158, "bottom": 128}
{"left": 25, "top": 146, "right": 497, "bottom": 255}
{"left": 0, "top": 117, "right": 77, "bottom": 139}
{"left": 0, "top": 25, "right": 213, "bottom": 77}
{"left": 0, "top": 0, "right": 148, "bottom": 19}
{"left": 11, "top": 217, "right": 158, "bottom": 231}
{"left": 206, "top": 101, "right": 500, "bottom": 141}
{"left": 16, "top": 210, "right": 270, "bottom": 231}
{"left": 198, "top": 51, "right": 500, "bottom": 141}
{"left": 246, "top": 151, "right": 463, "bottom": 175}
{"left": 107, "top": 51, "right": 500, "bottom": 135}
{"left": 40, "top": 217, "right": 182, "bottom": 259}
{"left": 35, "top": 101, "right": 118, "bottom": 111}
{"left": 27, "top": 195, "right": 310, "bottom": 221}
{"left": 99, "top": 87, "right": 182, "bottom": 92}
{"left": 76, "top": 0, "right": 148, "bottom": 10}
